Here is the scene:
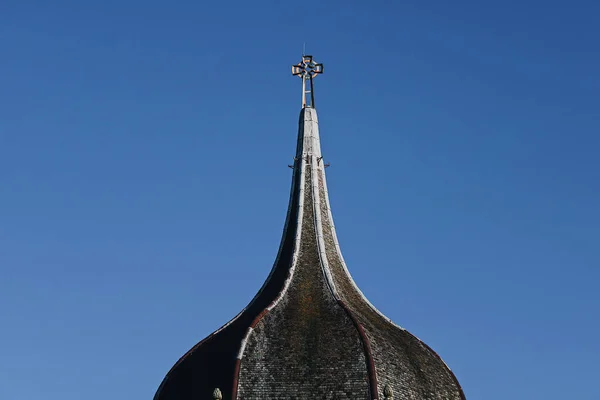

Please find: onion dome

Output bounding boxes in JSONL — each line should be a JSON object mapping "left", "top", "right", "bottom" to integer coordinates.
{"left": 154, "top": 56, "right": 465, "bottom": 400}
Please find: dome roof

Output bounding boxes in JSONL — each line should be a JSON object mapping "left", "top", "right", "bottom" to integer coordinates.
{"left": 154, "top": 105, "right": 465, "bottom": 400}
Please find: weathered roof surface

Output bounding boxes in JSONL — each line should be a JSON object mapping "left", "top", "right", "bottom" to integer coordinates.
{"left": 154, "top": 107, "right": 465, "bottom": 400}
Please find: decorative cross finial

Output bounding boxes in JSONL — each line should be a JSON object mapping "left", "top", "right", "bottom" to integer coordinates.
{"left": 292, "top": 55, "right": 324, "bottom": 108}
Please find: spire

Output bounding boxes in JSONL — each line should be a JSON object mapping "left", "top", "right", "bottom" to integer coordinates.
{"left": 153, "top": 54, "right": 465, "bottom": 400}
{"left": 292, "top": 55, "right": 324, "bottom": 108}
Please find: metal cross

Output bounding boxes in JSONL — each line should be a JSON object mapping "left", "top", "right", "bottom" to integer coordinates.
{"left": 292, "top": 55, "right": 323, "bottom": 108}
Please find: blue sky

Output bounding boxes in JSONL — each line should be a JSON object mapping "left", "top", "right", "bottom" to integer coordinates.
{"left": 1, "top": 1, "right": 599, "bottom": 399}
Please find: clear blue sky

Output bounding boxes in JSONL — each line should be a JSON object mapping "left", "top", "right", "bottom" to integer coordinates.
{"left": 1, "top": 1, "right": 598, "bottom": 399}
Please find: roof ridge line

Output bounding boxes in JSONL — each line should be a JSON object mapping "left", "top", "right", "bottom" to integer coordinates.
{"left": 337, "top": 299, "right": 380, "bottom": 400}
{"left": 310, "top": 152, "right": 339, "bottom": 297}
{"left": 307, "top": 112, "right": 380, "bottom": 400}
{"left": 230, "top": 152, "right": 308, "bottom": 400}
{"left": 318, "top": 163, "right": 408, "bottom": 331}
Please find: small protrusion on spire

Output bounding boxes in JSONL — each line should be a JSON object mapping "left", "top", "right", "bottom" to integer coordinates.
{"left": 383, "top": 384, "right": 394, "bottom": 399}
{"left": 212, "top": 388, "right": 222, "bottom": 400}
{"left": 292, "top": 55, "right": 324, "bottom": 108}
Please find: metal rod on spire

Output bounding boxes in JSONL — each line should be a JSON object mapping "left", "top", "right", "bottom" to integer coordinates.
{"left": 291, "top": 55, "right": 323, "bottom": 108}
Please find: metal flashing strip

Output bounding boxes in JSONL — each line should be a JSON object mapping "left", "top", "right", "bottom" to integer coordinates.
{"left": 236, "top": 327, "right": 254, "bottom": 360}
{"left": 231, "top": 145, "right": 308, "bottom": 399}
{"left": 318, "top": 140, "right": 466, "bottom": 399}
{"left": 318, "top": 166, "right": 406, "bottom": 331}
{"left": 308, "top": 106, "right": 377, "bottom": 399}
{"left": 305, "top": 109, "right": 339, "bottom": 298}
{"left": 311, "top": 157, "right": 338, "bottom": 296}
{"left": 337, "top": 299, "right": 380, "bottom": 400}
